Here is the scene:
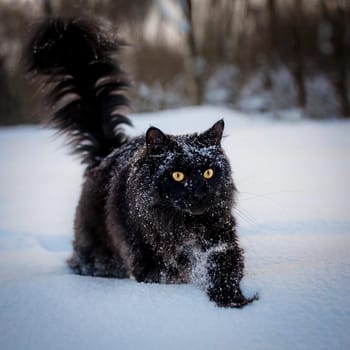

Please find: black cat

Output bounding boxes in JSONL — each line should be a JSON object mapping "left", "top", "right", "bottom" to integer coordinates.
{"left": 25, "top": 17, "right": 257, "bottom": 308}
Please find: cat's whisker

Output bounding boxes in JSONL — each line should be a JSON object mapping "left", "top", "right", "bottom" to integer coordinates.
{"left": 238, "top": 190, "right": 297, "bottom": 203}
{"left": 234, "top": 207, "right": 260, "bottom": 231}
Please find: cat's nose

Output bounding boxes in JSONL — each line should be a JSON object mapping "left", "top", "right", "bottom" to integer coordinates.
{"left": 193, "top": 190, "right": 206, "bottom": 201}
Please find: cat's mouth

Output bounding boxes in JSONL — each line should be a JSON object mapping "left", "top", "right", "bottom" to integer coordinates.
{"left": 172, "top": 200, "right": 210, "bottom": 216}
{"left": 189, "top": 208, "right": 207, "bottom": 215}
{"left": 185, "top": 203, "right": 209, "bottom": 216}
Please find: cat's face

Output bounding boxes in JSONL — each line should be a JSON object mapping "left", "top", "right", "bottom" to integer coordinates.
{"left": 142, "top": 120, "right": 235, "bottom": 216}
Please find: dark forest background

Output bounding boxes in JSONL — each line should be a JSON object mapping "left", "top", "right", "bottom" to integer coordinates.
{"left": 0, "top": 0, "right": 349, "bottom": 125}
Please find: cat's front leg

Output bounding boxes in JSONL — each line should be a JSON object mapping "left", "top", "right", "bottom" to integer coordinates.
{"left": 131, "top": 243, "right": 163, "bottom": 283}
{"left": 206, "top": 245, "right": 257, "bottom": 308}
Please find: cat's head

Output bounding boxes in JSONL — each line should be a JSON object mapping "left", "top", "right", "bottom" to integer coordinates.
{"left": 136, "top": 120, "right": 235, "bottom": 217}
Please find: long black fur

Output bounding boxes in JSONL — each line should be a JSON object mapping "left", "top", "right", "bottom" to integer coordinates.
{"left": 25, "top": 17, "right": 257, "bottom": 308}
{"left": 25, "top": 17, "right": 131, "bottom": 167}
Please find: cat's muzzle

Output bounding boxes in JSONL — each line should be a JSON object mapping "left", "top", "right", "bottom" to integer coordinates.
{"left": 186, "top": 200, "right": 210, "bottom": 215}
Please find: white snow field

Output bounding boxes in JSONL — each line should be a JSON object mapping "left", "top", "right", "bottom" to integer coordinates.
{"left": 0, "top": 106, "right": 349, "bottom": 350}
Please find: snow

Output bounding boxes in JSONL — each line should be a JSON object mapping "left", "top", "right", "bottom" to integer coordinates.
{"left": 1, "top": 106, "right": 350, "bottom": 350}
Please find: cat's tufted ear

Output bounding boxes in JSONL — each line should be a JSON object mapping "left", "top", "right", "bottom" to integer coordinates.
{"left": 146, "top": 127, "right": 168, "bottom": 152}
{"left": 199, "top": 119, "right": 224, "bottom": 145}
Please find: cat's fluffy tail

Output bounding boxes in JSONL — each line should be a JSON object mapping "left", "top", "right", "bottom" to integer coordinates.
{"left": 25, "top": 17, "right": 131, "bottom": 167}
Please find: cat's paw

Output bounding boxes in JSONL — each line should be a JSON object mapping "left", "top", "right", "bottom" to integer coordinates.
{"left": 67, "top": 251, "right": 128, "bottom": 278}
{"left": 214, "top": 293, "right": 259, "bottom": 308}
{"left": 208, "top": 286, "right": 259, "bottom": 308}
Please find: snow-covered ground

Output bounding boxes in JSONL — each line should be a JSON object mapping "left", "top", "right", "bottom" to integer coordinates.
{"left": 0, "top": 106, "right": 349, "bottom": 350}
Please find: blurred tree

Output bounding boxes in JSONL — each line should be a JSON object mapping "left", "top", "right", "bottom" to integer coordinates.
{"left": 0, "top": 1, "right": 37, "bottom": 124}
{"left": 0, "top": 56, "right": 18, "bottom": 125}
{"left": 42, "top": 0, "right": 53, "bottom": 15}
{"left": 181, "top": 0, "right": 203, "bottom": 105}
{"left": 265, "top": 0, "right": 277, "bottom": 89}
{"left": 320, "top": 0, "right": 349, "bottom": 117}
{"left": 291, "top": 0, "right": 306, "bottom": 108}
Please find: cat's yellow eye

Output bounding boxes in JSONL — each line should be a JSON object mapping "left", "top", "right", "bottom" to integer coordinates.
{"left": 172, "top": 171, "right": 185, "bottom": 182}
{"left": 203, "top": 168, "right": 214, "bottom": 179}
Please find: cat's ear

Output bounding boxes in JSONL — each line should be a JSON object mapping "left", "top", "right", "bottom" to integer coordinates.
{"left": 199, "top": 119, "right": 224, "bottom": 145}
{"left": 146, "top": 127, "right": 168, "bottom": 152}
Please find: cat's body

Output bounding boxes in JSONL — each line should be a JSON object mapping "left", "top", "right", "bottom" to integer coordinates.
{"left": 71, "top": 130, "right": 238, "bottom": 286}
{"left": 25, "top": 17, "right": 256, "bottom": 307}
